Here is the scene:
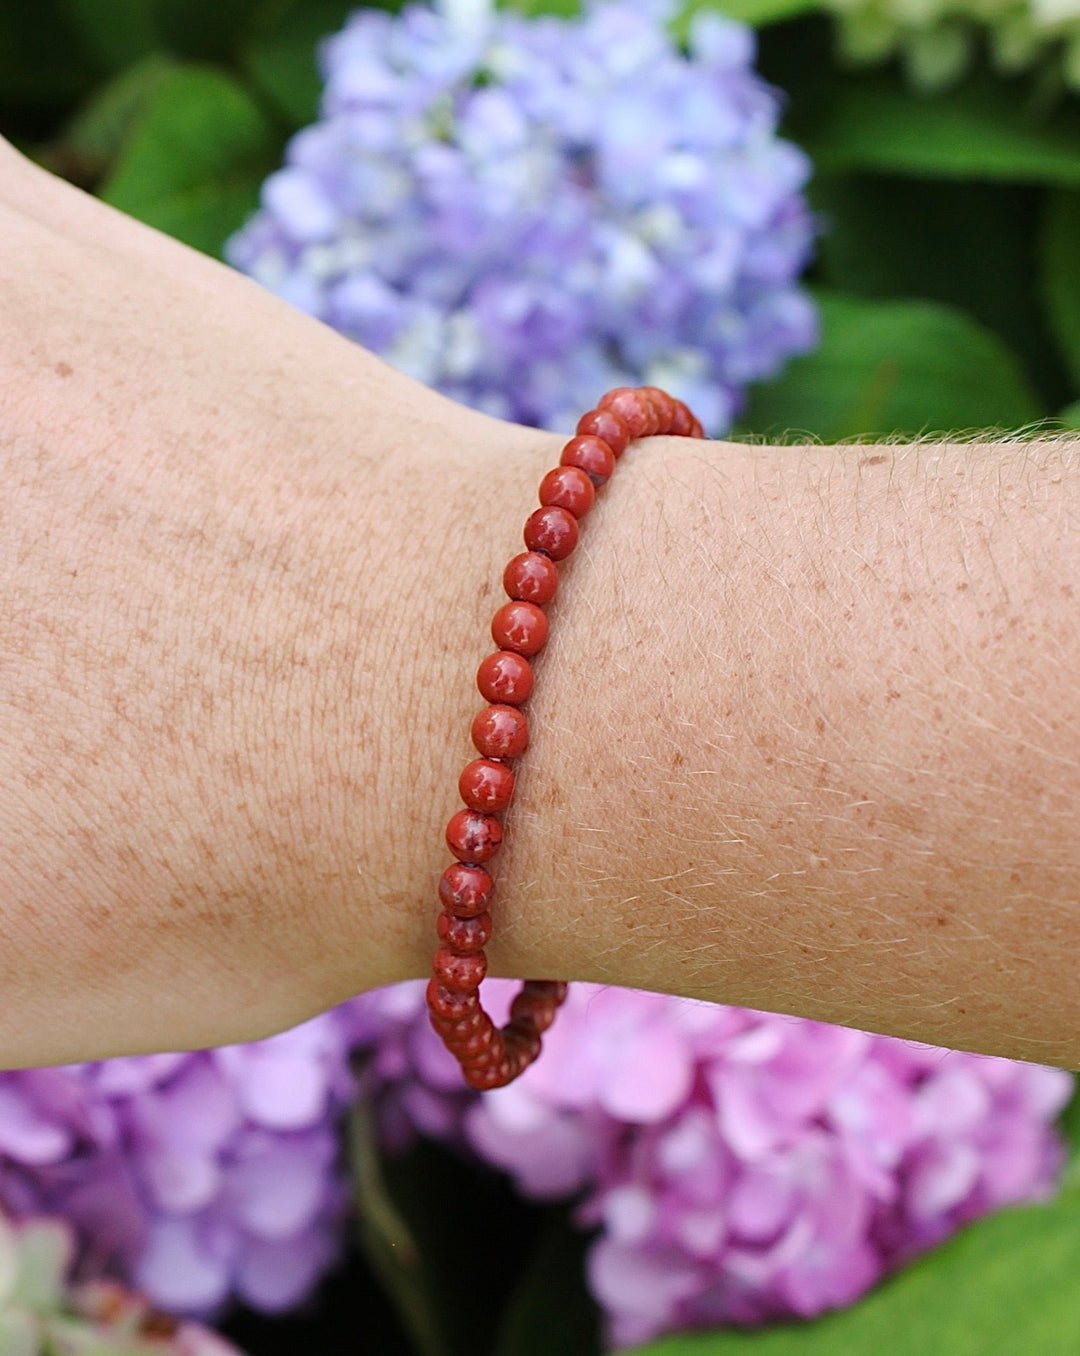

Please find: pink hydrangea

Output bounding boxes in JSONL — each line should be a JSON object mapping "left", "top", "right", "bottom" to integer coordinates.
{"left": 0, "top": 1007, "right": 363, "bottom": 1317}
{"left": 349, "top": 979, "right": 1072, "bottom": 1350}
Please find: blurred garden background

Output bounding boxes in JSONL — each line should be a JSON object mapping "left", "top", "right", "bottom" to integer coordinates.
{"left": 4, "top": 0, "right": 1080, "bottom": 1352}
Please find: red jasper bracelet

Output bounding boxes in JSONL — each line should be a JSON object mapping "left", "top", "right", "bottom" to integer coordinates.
{"left": 427, "top": 386, "right": 704, "bottom": 1090}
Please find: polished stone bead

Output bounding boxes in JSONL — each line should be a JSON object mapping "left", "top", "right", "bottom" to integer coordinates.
{"left": 437, "top": 908, "right": 493, "bottom": 953}
{"left": 503, "top": 550, "right": 558, "bottom": 605}
{"left": 446, "top": 808, "right": 503, "bottom": 863}
{"left": 433, "top": 945, "right": 488, "bottom": 991}
{"left": 539, "top": 465, "right": 595, "bottom": 519}
{"left": 598, "top": 387, "right": 657, "bottom": 438}
{"left": 560, "top": 434, "right": 615, "bottom": 487}
{"left": 477, "top": 649, "right": 533, "bottom": 705}
{"left": 524, "top": 505, "right": 578, "bottom": 560}
{"left": 471, "top": 704, "right": 528, "bottom": 759}
{"left": 491, "top": 600, "right": 548, "bottom": 656}
{"left": 459, "top": 757, "right": 515, "bottom": 813}
{"left": 425, "top": 978, "right": 480, "bottom": 1020}
{"left": 438, "top": 862, "right": 494, "bottom": 918}
{"left": 576, "top": 407, "right": 630, "bottom": 457}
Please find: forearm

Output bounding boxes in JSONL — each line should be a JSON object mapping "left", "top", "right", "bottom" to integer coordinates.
{"left": 4, "top": 147, "right": 1080, "bottom": 1070}
{"left": 484, "top": 435, "right": 1080, "bottom": 1067}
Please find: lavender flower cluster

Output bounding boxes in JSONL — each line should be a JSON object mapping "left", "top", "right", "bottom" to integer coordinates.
{"left": 352, "top": 980, "right": 1072, "bottom": 1350}
{"left": 227, "top": 0, "right": 818, "bottom": 434}
{"left": 0, "top": 1010, "right": 360, "bottom": 1318}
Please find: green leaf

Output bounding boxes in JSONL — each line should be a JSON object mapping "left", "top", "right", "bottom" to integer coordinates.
{"left": 804, "top": 75, "right": 1080, "bottom": 184}
{"left": 98, "top": 64, "right": 280, "bottom": 257}
{"left": 1058, "top": 1075, "right": 1080, "bottom": 1155}
{"left": 1042, "top": 189, "right": 1080, "bottom": 389}
{"left": 813, "top": 174, "right": 1072, "bottom": 411}
{"left": 150, "top": 0, "right": 267, "bottom": 62}
{"left": 493, "top": 1214, "right": 600, "bottom": 1356}
{"left": 0, "top": 1, "right": 99, "bottom": 106}
{"left": 60, "top": 0, "right": 160, "bottom": 72}
{"left": 58, "top": 54, "right": 175, "bottom": 173}
{"left": 738, "top": 292, "right": 1044, "bottom": 442}
{"left": 674, "top": 0, "right": 819, "bottom": 33}
{"left": 241, "top": 0, "right": 359, "bottom": 129}
{"left": 632, "top": 1177, "right": 1080, "bottom": 1355}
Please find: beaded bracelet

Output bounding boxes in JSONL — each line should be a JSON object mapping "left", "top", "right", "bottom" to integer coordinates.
{"left": 426, "top": 385, "right": 704, "bottom": 1090}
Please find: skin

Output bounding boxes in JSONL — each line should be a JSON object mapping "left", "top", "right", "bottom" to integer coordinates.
{"left": 2, "top": 142, "right": 1079, "bottom": 1070}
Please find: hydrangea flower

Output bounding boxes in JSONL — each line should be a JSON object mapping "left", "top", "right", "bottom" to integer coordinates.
{"left": 0, "top": 1008, "right": 362, "bottom": 1318}
{"left": 0, "top": 1208, "right": 241, "bottom": 1354}
{"left": 227, "top": 0, "right": 817, "bottom": 434}
{"left": 822, "top": 0, "right": 1080, "bottom": 90}
{"left": 348, "top": 979, "right": 1072, "bottom": 1350}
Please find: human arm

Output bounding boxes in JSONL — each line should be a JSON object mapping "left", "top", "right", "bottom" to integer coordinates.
{"left": 2, "top": 143, "right": 1078, "bottom": 1069}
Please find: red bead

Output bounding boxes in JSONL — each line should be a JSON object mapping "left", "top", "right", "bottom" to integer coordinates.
{"left": 524, "top": 505, "right": 578, "bottom": 560}
{"left": 539, "top": 466, "right": 595, "bottom": 519}
{"left": 446, "top": 808, "right": 503, "bottom": 863}
{"left": 446, "top": 1022, "right": 497, "bottom": 1061}
{"left": 492, "top": 601, "right": 548, "bottom": 657}
{"left": 477, "top": 650, "right": 533, "bottom": 706}
{"left": 472, "top": 704, "right": 528, "bottom": 759}
{"left": 437, "top": 909, "right": 493, "bottom": 953}
{"left": 430, "top": 1007, "right": 486, "bottom": 1039}
{"left": 598, "top": 387, "right": 655, "bottom": 439}
{"left": 511, "top": 992, "right": 556, "bottom": 1034}
{"left": 577, "top": 408, "right": 631, "bottom": 457}
{"left": 669, "top": 401, "right": 696, "bottom": 438}
{"left": 506, "top": 1021, "right": 543, "bottom": 1067}
{"left": 433, "top": 946, "right": 487, "bottom": 991}
{"left": 639, "top": 386, "right": 678, "bottom": 432}
{"left": 560, "top": 435, "right": 615, "bottom": 487}
{"left": 464, "top": 1058, "right": 513, "bottom": 1090}
{"left": 438, "top": 863, "right": 494, "bottom": 918}
{"left": 426, "top": 979, "right": 480, "bottom": 1020}
{"left": 688, "top": 415, "right": 705, "bottom": 438}
{"left": 459, "top": 757, "right": 516, "bottom": 813}
{"left": 503, "top": 551, "right": 558, "bottom": 605}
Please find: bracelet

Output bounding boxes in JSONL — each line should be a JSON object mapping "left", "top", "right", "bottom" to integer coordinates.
{"left": 426, "top": 385, "right": 704, "bottom": 1090}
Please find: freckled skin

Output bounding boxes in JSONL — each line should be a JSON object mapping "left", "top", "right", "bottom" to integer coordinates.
{"left": 2, "top": 138, "right": 1080, "bottom": 1070}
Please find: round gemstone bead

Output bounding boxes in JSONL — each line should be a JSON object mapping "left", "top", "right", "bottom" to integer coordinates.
{"left": 446, "top": 1022, "right": 496, "bottom": 1061}
{"left": 472, "top": 704, "right": 528, "bottom": 759}
{"left": 429, "top": 1007, "right": 487, "bottom": 1039}
{"left": 503, "top": 551, "right": 558, "bottom": 605}
{"left": 560, "top": 435, "right": 615, "bottom": 487}
{"left": 437, "top": 909, "right": 493, "bottom": 953}
{"left": 459, "top": 757, "right": 516, "bottom": 813}
{"left": 506, "top": 1021, "right": 543, "bottom": 1066}
{"left": 492, "top": 600, "right": 548, "bottom": 656}
{"left": 438, "top": 863, "right": 494, "bottom": 918}
{"left": 426, "top": 979, "right": 480, "bottom": 1021}
{"left": 639, "top": 386, "right": 678, "bottom": 431}
{"left": 464, "top": 1058, "right": 513, "bottom": 1091}
{"left": 577, "top": 408, "right": 630, "bottom": 457}
{"left": 539, "top": 466, "right": 595, "bottom": 519}
{"left": 446, "top": 808, "right": 503, "bottom": 863}
{"left": 524, "top": 505, "right": 578, "bottom": 560}
{"left": 599, "top": 387, "right": 655, "bottom": 439}
{"left": 477, "top": 650, "right": 533, "bottom": 705}
{"left": 433, "top": 946, "right": 488, "bottom": 992}
{"left": 668, "top": 401, "right": 695, "bottom": 437}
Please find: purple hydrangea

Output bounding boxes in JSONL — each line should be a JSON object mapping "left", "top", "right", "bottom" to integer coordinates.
{"left": 0, "top": 1008, "right": 365, "bottom": 1317}
{"left": 227, "top": 0, "right": 817, "bottom": 433}
{"left": 348, "top": 979, "right": 1072, "bottom": 1350}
